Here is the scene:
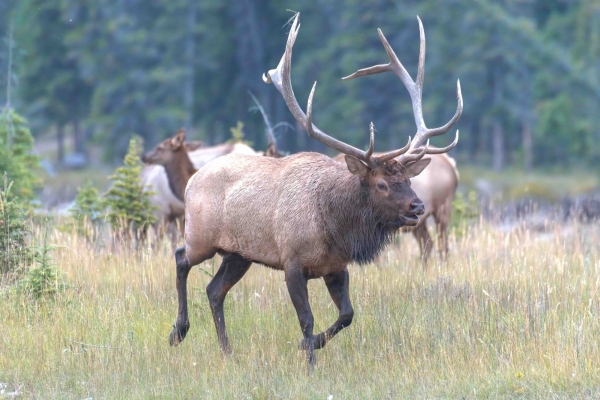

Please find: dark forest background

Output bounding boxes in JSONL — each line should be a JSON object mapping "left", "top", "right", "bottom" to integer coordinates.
{"left": 0, "top": 0, "right": 599, "bottom": 170}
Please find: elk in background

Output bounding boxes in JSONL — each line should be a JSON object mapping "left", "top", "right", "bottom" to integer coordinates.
{"left": 141, "top": 139, "right": 256, "bottom": 241}
{"left": 332, "top": 152, "right": 459, "bottom": 261}
{"left": 141, "top": 100, "right": 287, "bottom": 239}
{"left": 405, "top": 153, "right": 458, "bottom": 260}
{"left": 168, "top": 14, "right": 462, "bottom": 369}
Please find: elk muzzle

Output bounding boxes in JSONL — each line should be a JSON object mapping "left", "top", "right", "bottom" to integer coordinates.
{"left": 401, "top": 199, "right": 425, "bottom": 226}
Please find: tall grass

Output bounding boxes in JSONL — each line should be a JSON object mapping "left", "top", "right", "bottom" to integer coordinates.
{"left": 1, "top": 221, "right": 599, "bottom": 398}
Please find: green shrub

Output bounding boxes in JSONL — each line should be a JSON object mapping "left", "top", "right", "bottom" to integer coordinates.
{"left": 103, "top": 136, "right": 157, "bottom": 239}
{"left": 0, "top": 173, "right": 33, "bottom": 281}
{"left": 70, "top": 182, "right": 104, "bottom": 239}
{"left": 451, "top": 190, "right": 480, "bottom": 237}
{"left": 0, "top": 109, "right": 41, "bottom": 202}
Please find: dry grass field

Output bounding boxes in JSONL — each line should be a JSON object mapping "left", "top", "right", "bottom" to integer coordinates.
{"left": 1, "top": 219, "right": 600, "bottom": 399}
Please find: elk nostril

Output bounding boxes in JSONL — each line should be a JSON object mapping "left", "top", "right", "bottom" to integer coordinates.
{"left": 410, "top": 201, "right": 425, "bottom": 215}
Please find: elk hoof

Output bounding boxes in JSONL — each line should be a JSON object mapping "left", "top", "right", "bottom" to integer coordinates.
{"left": 169, "top": 321, "right": 189, "bottom": 347}
{"left": 298, "top": 334, "right": 326, "bottom": 351}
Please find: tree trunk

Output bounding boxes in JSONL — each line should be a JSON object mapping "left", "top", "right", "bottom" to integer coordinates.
{"left": 492, "top": 119, "right": 504, "bottom": 171}
{"left": 57, "top": 125, "right": 64, "bottom": 165}
{"left": 522, "top": 118, "right": 533, "bottom": 171}
{"left": 73, "top": 119, "right": 86, "bottom": 154}
{"left": 491, "top": 57, "right": 504, "bottom": 171}
{"left": 184, "top": 2, "right": 196, "bottom": 134}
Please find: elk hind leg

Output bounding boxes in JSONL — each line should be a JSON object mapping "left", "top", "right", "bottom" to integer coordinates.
{"left": 300, "top": 268, "right": 353, "bottom": 351}
{"left": 435, "top": 203, "right": 451, "bottom": 261}
{"left": 206, "top": 253, "right": 252, "bottom": 355}
{"left": 285, "top": 265, "right": 316, "bottom": 370}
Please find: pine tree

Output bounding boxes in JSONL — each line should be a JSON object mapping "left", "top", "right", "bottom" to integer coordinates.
{"left": 0, "top": 109, "right": 41, "bottom": 202}
{"left": 0, "top": 172, "right": 32, "bottom": 281}
{"left": 18, "top": 224, "right": 66, "bottom": 299}
{"left": 103, "top": 136, "right": 157, "bottom": 240}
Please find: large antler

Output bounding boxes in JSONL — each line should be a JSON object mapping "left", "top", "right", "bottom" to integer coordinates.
{"left": 343, "top": 16, "right": 463, "bottom": 165}
{"left": 263, "top": 13, "right": 400, "bottom": 169}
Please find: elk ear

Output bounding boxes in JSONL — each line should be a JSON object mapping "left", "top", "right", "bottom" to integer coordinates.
{"left": 171, "top": 129, "right": 186, "bottom": 149}
{"left": 345, "top": 155, "right": 369, "bottom": 179}
{"left": 404, "top": 158, "right": 431, "bottom": 178}
{"left": 184, "top": 140, "right": 204, "bottom": 151}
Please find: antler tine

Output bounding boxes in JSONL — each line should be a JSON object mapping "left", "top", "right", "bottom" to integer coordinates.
{"left": 342, "top": 29, "right": 413, "bottom": 89}
{"left": 376, "top": 136, "right": 411, "bottom": 162}
{"left": 415, "top": 16, "right": 426, "bottom": 97}
{"left": 398, "top": 140, "right": 430, "bottom": 165}
{"left": 264, "top": 13, "right": 377, "bottom": 167}
{"left": 365, "top": 122, "right": 375, "bottom": 162}
{"left": 423, "top": 130, "right": 459, "bottom": 154}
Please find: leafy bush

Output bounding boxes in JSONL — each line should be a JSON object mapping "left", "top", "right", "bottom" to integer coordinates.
{"left": 0, "top": 173, "right": 33, "bottom": 281}
{"left": 103, "top": 136, "right": 157, "bottom": 239}
{"left": 0, "top": 109, "right": 41, "bottom": 202}
{"left": 451, "top": 190, "right": 480, "bottom": 237}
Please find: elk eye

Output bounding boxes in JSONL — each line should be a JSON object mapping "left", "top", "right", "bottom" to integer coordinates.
{"left": 376, "top": 182, "right": 388, "bottom": 191}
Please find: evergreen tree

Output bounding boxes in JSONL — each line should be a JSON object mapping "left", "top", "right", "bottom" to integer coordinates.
{"left": 0, "top": 109, "right": 41, "bottom": 201}
{"left": 103, "top": 136, "right": 157, "bottom": 239}
{"left": 0, "top": 172, "right": 32, "bottom": 281}
{"left": 18, "top": 224, "right": 66, "bottom": 299}
{"left": 11, "top": 0, "right": 93, "bottom": 158}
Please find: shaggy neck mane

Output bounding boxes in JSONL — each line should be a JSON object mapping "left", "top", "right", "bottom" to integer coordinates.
{"left": 163, "top": 151, "right": 197, "bottom": 202}
{"left": 319, "top": 171, "right": 398, "bottom": 265}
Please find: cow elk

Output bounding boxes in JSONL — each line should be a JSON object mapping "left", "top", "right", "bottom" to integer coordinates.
{"left": 168, "top": 14, "right": 462, "bottom": 370}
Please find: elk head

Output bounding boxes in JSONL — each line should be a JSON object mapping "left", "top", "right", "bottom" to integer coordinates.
{"left": 263, "top": 13, "right": 462, "bottom": 227}
{"left": 141, "top": 129, "right": 188, "bottom": 166}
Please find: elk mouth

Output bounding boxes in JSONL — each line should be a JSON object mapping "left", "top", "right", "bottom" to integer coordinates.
{"left": 400, "top": 213, "right": 421, "bottom": 226}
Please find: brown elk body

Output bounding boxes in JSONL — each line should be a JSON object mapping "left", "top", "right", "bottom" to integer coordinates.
{"left": 333, "top": 152, "right": 459, "bottom": 261}
{"left": 169, "top": 14, "right": 462, "bottom": 369}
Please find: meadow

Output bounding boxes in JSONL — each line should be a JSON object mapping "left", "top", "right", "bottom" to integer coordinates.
{"left": 1, "top": 217, "right": 599, "bottom": 399}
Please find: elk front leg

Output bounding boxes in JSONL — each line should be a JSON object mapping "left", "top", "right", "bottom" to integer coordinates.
{"left": 169, "top": 246, "right": 192, "bottom": 346}
{"left": 206, "top": 253, "right": 252, "bottom": 355}
{"left": 412, "top": 223, "right": 433, "bottom": 263}
{"left": 300, "top": 268, "right": 353, "bottom": 350}
{"left": 285, "top": 265, "right": 316, "bottom": 369}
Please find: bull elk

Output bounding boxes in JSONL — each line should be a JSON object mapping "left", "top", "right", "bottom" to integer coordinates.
{"left": 168, "top": 14, "right": 462, "bottom": 369}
